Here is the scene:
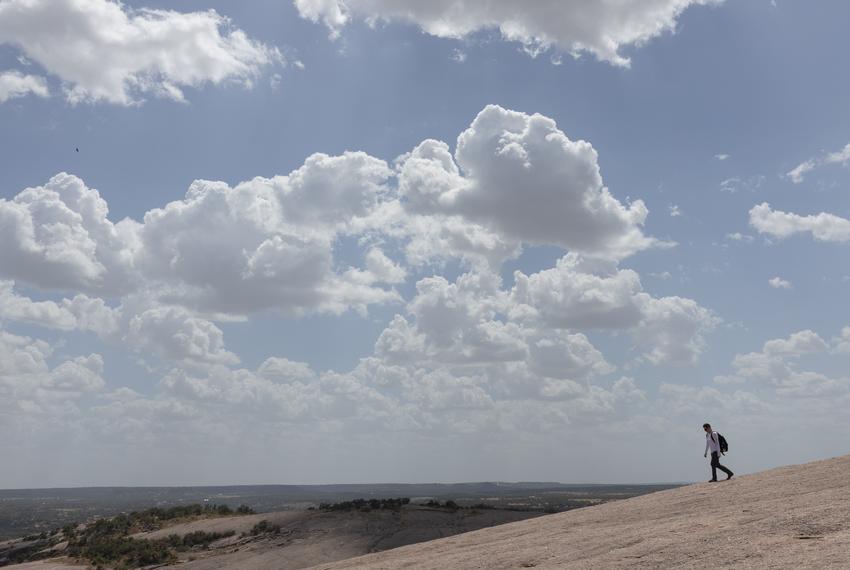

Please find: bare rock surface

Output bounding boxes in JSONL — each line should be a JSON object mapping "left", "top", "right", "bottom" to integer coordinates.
{"left": 168, "top": 507, "right": 538, "bottom": 569}
{"left": 312, "top": 455, "right": 850, "bottom": 569}
{"left": 2, "top": 561, "right": 83, "bottom": 569}
{"left": 6, "top": 507, "right": 538, "bottom": 569}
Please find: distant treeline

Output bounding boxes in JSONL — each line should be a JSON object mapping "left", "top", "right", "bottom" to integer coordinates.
{"left": 318, "top": 498, "right": 411, "bottom": 511}
{"left": 316, "top": 498, "right": 502, "bottom": 512}
{"left": 131, "top": 503, "right": 253, "bottom": 527}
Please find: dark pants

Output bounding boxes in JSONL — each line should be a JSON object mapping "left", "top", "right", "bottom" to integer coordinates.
{"left": 711, "top": 452, "right": 733, "bottom": 480}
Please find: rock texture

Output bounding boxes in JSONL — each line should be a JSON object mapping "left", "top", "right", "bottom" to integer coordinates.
{"left": 313, "top": 455, "right": 850, "bottom": 569}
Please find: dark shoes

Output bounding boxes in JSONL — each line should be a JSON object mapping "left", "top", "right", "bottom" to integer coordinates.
{"left": 708, "top": 473, "right": 735, "bottom": 483}
{"left": 708, "top": 474, "right": 733, "bottom": 483}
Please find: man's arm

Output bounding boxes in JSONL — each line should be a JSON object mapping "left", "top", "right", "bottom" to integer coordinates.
{"left": 704, "top": 435, "right": 709, "bottom": 457}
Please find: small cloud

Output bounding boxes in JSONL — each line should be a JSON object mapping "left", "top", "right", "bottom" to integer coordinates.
{"left": 714, "top": 153, "right": 730, "bottom": 161}
{"left": 452, "top": 49, "right": 467, "bottom": 63}
{"left": 294, "top": 60, "right": 306, "bottom": 70}
{"left": 668, "top": 204, "right": 682, "bottom": 217}
{"left": 726, "top": 232, "right": 754, "bottom": 243}
{"left": 269, "top": 73, "right": 282, "bottom": 90}
{"left": 720, "top": 175, "right": 764, "bottom": 193}
{"left": 787, "top": 142, "right": 850, "bottom": 183}
{"left": 650, "top": 271, "right": 672, "bottom": 280}
{"left": 769, "top": 276, "right": 793, "bottom": 289}
{"left": 787, "top": 160, "right": 816, "bottom": 184}
{"left": 550, "top": 53, "right": 563, "bottom": 66}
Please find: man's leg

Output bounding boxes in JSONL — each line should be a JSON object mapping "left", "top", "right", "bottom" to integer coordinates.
{"left": 716, "top": 456, "right": 734, "bottom": 479}
{"left": 710, "top": 452, "right": 719, "bottom": 481}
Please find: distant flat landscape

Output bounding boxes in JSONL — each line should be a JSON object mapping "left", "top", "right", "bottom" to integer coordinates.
{"left": 0, "top": 482, "right": 680, "bottom": 540}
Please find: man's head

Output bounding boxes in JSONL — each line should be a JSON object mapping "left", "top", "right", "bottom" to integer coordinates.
{"left": 703, "top": 423, "right": 711, "bottom": 432}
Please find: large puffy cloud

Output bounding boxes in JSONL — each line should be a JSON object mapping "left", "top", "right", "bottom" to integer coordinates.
{"left": 511, "top": 255, "right": 645, "bottom": 329}
{"left": 377, "top": 271, "right": 528, "bottom": 366}
{"left": 0, "top": 280, "right": 119, "bottom": 335}
{"left": 0, "top": 326, "right": 105, "bottom": 422}
{"left": 0, "top": 103, "right": 714, "bottom": 449}
{"left": 714, "top": 330, "right": 829, "bottom": 386}
{"left": 0, "top": 70, "right": 48, "bottom": 102}
{"left": 136, "top": 153, "right": 400, "bottom": 315}
{"left": 294, "top": 0, "right": 719, "bottom": 66}
{"left": 386, "top": 201, "right": 522, "bottom": 268}
{"left": 0, "top": 164, "right": 402, "bottom": 317}
{"left": 125, "top": 307, "right": 239, "bottom": 367}
{"left": 713, "top": 329, "right": 850, "bottom": 401}
{"left": 749, "top": 203, "right": 850, "bottom": 243}
{"left": 397, "top": 106, "right": 660, "bottom": 261}
{"left": 0, "top": 281, "right": 77, "bottom": 330}
{"left": 0, "top": 0, "right": 279, "bottom": 105}
{"left": 3, "top": 107, "right": 660, "bottom": 317}
{"left": 0, "top": 173, "right": 139, "bottom": 295}
{"left": 370, "top": 268, "right": 625, "bottom": 409}
{"left": 511, "top": 254, "right": 718, "bottom": 365}
{"left": 633, "top": 295, "right": 719, "bottom": 366}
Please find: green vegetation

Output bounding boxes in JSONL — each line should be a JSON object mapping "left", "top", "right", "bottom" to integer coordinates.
{"left": 1, "top": 538, "right": 59, "bottom": 566}
{"left": 67, "top": 535, "right": 175, "bottom": 569}
{"left": 171, "top": 530, "right": 236, "bottom": 547}
{"left": 127, "top": 503, "right": 253, "bottom": 531}
{"left": 1, "top": 503, "right": 252, "bottom": 568}
{"left": 319, "top": 498, "right": 411, "bottom": 512}
{"left": 63, "top": 510, "right": 241, "bottom": 569}
{"left": 249, "top": 520, "right": 282, "bottom": 535}
{"left": 423, "top": 499, "right": 459, "bottom": 510}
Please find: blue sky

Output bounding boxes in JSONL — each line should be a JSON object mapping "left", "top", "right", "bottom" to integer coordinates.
{"left": 1, "top": 0, "right": 850, "bottom": 488}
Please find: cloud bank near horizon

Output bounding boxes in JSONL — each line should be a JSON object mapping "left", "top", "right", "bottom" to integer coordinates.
{"left": 0, "top": 105, "right": 736, "bottom": 477}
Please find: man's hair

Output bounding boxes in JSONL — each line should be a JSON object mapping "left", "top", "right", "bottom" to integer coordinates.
{"left": 702, "top": 423, "right": 711, "bottom": 429}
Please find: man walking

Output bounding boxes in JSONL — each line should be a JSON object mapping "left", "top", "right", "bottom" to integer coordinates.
{"left": 703, "top": 423, "right": 733, "bottom": 482}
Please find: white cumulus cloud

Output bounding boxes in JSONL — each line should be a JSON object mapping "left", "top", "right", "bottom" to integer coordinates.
{"left": 294, "top": 0, "right": 719, "bottom": 66}
{"left": 511, "top": 254, "right": 718, "bottom": 365}
{"left": 0, "top": 70, "right": 48, "bottom": 102}
{"left": 713, "top": 330, "right": 850, "bottom": 401}
{"left": 136, "top": 153, "right": 400, "bottom": 316}
{"left": 0, "top": 326, "right": 105, "bottom": 421}
{"left": 397, "top": 105, "right": 660, "bottom": 261}
{"left": 125, "top": 306, "right": 240, "bottom": 367}
{"left": 0, "top": 0, "right": 280, "bottom": 105}
{"left": 0, "top": 173, "right": 140, "bottom": 295}
{"left": 749, "top": 203, "right": 850, "bottom": 243}
{"left": 0, "top": 280, "right": 119, "bottom": 335}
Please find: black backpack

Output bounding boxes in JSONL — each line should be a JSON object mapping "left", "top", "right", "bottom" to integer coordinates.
{"left": 717, "top": 433, "right": 729, "bottom": 454}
